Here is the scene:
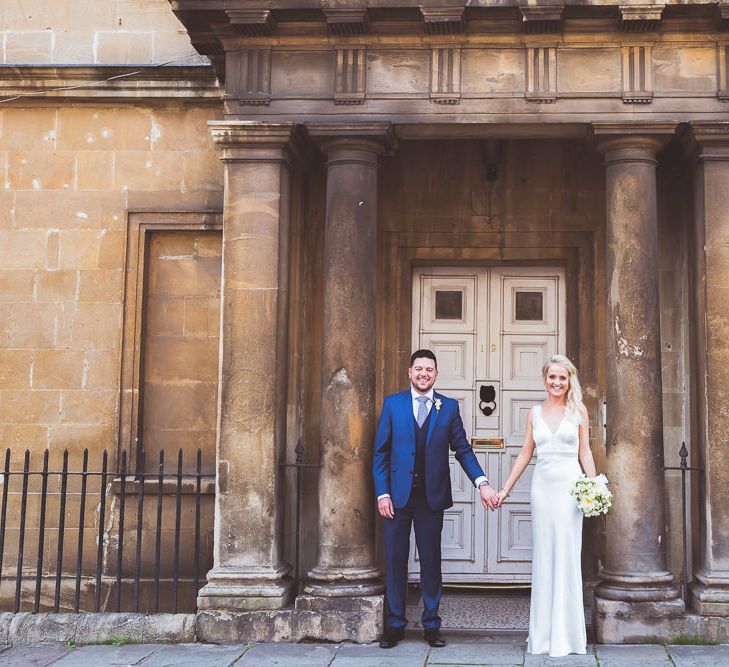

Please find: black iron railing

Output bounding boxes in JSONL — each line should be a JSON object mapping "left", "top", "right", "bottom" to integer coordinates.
{"left": 664, "top": 441, "right": 704, "bottom": 600}
{"left": 0, "top": 447, "right": 212, "bottom": 614}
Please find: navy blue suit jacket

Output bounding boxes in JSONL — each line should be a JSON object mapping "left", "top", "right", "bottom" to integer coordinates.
{"left": 372, "top": 390, "right": 486, "bottom": 511}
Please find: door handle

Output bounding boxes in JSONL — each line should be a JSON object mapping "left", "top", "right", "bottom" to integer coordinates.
{"left": 479, "top": 384, "right": 497, "bottom": 416}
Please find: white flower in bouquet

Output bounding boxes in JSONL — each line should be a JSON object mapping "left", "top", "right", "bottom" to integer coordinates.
{"left": 570, "top": 473, "right": 613, "bottom": 517}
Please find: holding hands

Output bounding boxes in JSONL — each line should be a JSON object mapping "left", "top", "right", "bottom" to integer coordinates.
{"left": 478, "top": 483, "right": 501, "bottom": 511}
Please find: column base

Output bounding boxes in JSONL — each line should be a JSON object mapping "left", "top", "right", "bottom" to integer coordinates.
{"left": 305, "top": 564, "right": 384, "bottom": 597}
{"left": 596, "top": 569, "right": 680, "bottom": 602}
{"left": 196, "top": 594, "right": 384, "bottom": 643}
{"left": 196, "top": 564, "right": 293, "bottom": 611}
{"left": 690, "top": 573, "right": 729, "bottom": 616}
{"left": 594, "top": 596, "right": 686, "bottom": 643}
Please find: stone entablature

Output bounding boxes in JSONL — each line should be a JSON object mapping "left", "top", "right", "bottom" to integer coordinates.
{"left": 168, "top": 1, "right": 729, "bottom": 118}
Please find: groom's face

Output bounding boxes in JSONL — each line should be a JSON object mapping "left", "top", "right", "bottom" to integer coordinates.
{"left": 409, "top": 357, "right": 438, "bottom": 394}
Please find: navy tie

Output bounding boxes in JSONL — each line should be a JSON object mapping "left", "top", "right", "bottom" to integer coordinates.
{"left": 416, "top": 396, "right": 429, "bottom": 428}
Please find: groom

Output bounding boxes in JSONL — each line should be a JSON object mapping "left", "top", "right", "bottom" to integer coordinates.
{"left": 373, "top": 349, "right": 499, "bottom": 648}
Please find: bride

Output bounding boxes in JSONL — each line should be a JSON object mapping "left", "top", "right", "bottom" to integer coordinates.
{"left": 496, "top": 354, "right": 597, "bottom": 657}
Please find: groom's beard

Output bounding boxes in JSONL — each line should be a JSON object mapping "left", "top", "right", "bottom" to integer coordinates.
{"left": 411, "top": 377, "right": 436, "bottom": 393}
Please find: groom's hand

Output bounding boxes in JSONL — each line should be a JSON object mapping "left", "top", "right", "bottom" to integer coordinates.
{"left": 479, "top": 484, "right": 499, "bottom": 511}
{"left": 378, "top": 497, "right": 394, "bottom": 520}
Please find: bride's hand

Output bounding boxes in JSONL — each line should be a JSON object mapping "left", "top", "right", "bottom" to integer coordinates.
{"left": 496, "top": 489, "right": 509, "bottom": 507}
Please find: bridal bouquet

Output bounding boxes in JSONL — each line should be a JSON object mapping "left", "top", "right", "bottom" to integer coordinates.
{"left": 570, "top": 474, "right": 613, "bottom": 517}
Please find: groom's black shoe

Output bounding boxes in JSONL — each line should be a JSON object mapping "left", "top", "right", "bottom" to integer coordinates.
{"left": 379, "top": 627, "right": 404, "bottom": 649}
{"left": 423, "top": 628, "right": 446, "bottom": 647}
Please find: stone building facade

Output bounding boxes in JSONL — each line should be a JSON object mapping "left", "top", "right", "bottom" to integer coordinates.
{"left": 1, "top": 0, "right": 729, "bottom": 644}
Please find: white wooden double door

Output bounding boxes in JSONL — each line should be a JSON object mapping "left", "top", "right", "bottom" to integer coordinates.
{"left": 409, "top": 266, "right": 566, "bottom": 583}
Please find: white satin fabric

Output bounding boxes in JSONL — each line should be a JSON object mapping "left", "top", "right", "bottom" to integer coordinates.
{"left": 527, "top": 405, "right": 587, "bottom": 657}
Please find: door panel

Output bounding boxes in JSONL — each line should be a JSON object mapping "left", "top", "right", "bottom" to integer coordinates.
{"left": 420, "top": 333, "right": 474, "bottom": 388}
{"left": 410, "top": 266, "right": 565, "bottom": 583}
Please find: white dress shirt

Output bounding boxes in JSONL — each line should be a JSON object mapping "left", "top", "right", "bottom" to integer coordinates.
{"left": 377, "top": 388, "right": 488, "bottom": 501}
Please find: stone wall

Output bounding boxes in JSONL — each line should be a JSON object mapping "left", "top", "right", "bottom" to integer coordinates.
{"left": 0, "top": 100, "right": 223, "bottom": 609}
{"left": 0, "top": 0, "right": 206, "bottom": 65}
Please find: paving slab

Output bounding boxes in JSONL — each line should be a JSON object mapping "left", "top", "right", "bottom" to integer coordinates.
{"left": 235, "top": 642, "right": 339, "bottom": 666}
{"left": 667, "top": 644, "right": 729, "bottom": 667}
{"left": 595, "top": 644, "right": 672, "bottom": 666}
{"left": 0, "top": 645, "right": 73, "bottom": 667}
{"left": 51, "top": 643, "right": 161, "bottom": 666}
{"left": 332, "top": 640, "right": 429, "bottom": 667}
{"left": 425, "top": 640, "right": 523, "bottom": 665}
{"left": 138, "top": 642, "right": 249, "bottom": 666}
{"left": 523, "top": 645, "right": 597, "bottom": 666}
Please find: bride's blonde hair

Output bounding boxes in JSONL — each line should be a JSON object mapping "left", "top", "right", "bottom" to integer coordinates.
{"left": 542, "top": 354, "right": 584, "bottom": 422}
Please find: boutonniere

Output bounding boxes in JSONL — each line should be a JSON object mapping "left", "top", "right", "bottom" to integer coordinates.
{"left": 433, "top": 398, "right": 442, "bottom": 412}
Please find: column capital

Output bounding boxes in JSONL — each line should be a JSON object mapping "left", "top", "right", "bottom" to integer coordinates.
{"left": 208, "top": 120, "right": 306, "bottom": 163}
{"left": 682, "top": 121, "right": 729, "bottom": 163}
{"left": 591, "top": 122, "right": 679, "bottom": 159}
{"left": 304, "top": 122, "right": 397, "bottom": 157}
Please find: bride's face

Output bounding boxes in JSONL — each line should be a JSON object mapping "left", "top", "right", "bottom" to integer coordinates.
{"left": 544, "top": 363, "right": 569, "bottom": 400}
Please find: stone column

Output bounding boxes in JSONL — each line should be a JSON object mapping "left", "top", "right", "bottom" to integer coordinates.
{"left": 197, "top": 121, "right": 302, "bottom": 613}
{"left": 687, "top": 122, "right": 729, "bottom": 616}
{"left": 593, "top": 124, "right": 683, "bottom": 641}
{"left": 301, "top": 123, "right": 394, "bottom": 604}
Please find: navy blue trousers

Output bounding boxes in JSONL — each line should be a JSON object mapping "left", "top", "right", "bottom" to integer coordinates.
{"left": 382, "top": 486, "right": 444, "bottom": 631}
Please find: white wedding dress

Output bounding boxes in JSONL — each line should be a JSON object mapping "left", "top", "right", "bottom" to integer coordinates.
{"left": 527, "top": 405, "right": 586, "bottom": 657}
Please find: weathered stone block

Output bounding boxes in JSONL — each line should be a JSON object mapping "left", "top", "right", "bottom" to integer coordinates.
{"left": 142, "top": 613, "right": 196, "bottom": 643}
{"left": 56, "top": 108, "right": 151, "bottom": 152}
{"left": 183, "top": 150, "right": 224, "bottom": 192}
{"left": 70, "top": 302, "right": 122, "bottom": 348}
{"left": 7, "top": 150, "right": 75, "bottom": 191}
{"left": 151, "top": 108, "right": 222, "bottom": 152}
{"left": 0, "top": 230, "right": 50, "bottom": 269}
{"left": 0, "top": 270, "right": 34, "bottom": 302}
{"left": 58, "top": 230, "right": 102, "bottom": 270}
{"left": 0, "top": 192, "right": 16, "bottom": 229}
{"left": 35, "top": 270, "right": 77, "bottom": 303}
{"left": 94, "top": 31, "right": 154, "bottom": 65}
{"left": 0, "top": 424, "right": 49, "bottom": 450}
{"left": 0, "top": 109, "right": 57, "bottom": 150}
{"left": 97, "top": 230, "right": 126, "bottom": 269}
{"left": 595, "top": 597, "right": 686, "bottom": 644}
{"left": 77, "top": 269, "right": 124, "bottom": 303}
{"left": 74, "top": 152, "right": 114, "bottom": 191}
{"left": 33, "top": 350, "right": 85, "bottom": 389}
{"left": 0, "top": 349, "right": 32, "bottom": 388}
{"left": 83, "top": 349, "right": 120, "bottom": 390}
{"left": 113, "top": 150, "right": 184, "bottom": 191}
{"left": 60, "top": 390, "right": 118, "bottom": 424}
{"left": 196, "top": 609, "right": 295, "bottom": 644}
{"left": 5, "top": 31, "right": 52, "bottom": 64}
{"left": 74, "top": 613, "right": 145, "bottom": 645}
{"left": 48, "top": 423, "right": 115, "bottom": 457}
{"left": 0, "top": 390, "right": 61, "bottom": 425}
{"left": 8, "top": 612, "right": 78, "bottom": 645}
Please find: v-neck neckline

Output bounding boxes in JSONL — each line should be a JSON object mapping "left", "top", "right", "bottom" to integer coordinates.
{"left": 538, "top": 405, "right": 566, "bottom": 436}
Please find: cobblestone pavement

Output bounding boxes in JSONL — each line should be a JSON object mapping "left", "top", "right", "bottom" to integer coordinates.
{"left": 1, "top": 633, "right": 728, "bottom": 666}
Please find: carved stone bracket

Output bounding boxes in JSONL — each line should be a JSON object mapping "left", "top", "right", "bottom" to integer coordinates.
{"left": 237, "top": 49, "right": 271, "bottom": 106}
{"left": 519, "top": 4, "right": 565, "bottom": 34}
{"left": 421, "top": 7, "right": 465, "bottom": 35}
{"left": 622, "top": 45, "right": 653, "bottom": 103}
{"left": 619, "top": 4, "right": 664, "bottom": 33}
{"left": 430, "top": 47, "right": 461, "bottom": 105}
{"left": 325, "top": 8, "right": 369, "bottom": 36}
{"left": 334, "top": 47, "right": 366, "bottom": 105}
{"left": 525, "top": 47, "right": 557, "bottom": 103}
{"left": 226, "top": 9, "right": 276, "bottom": 36}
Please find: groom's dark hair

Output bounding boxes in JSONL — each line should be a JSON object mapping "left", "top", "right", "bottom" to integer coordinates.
{"left": 410, "top": 349, "right": 437, "bottom": 369}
